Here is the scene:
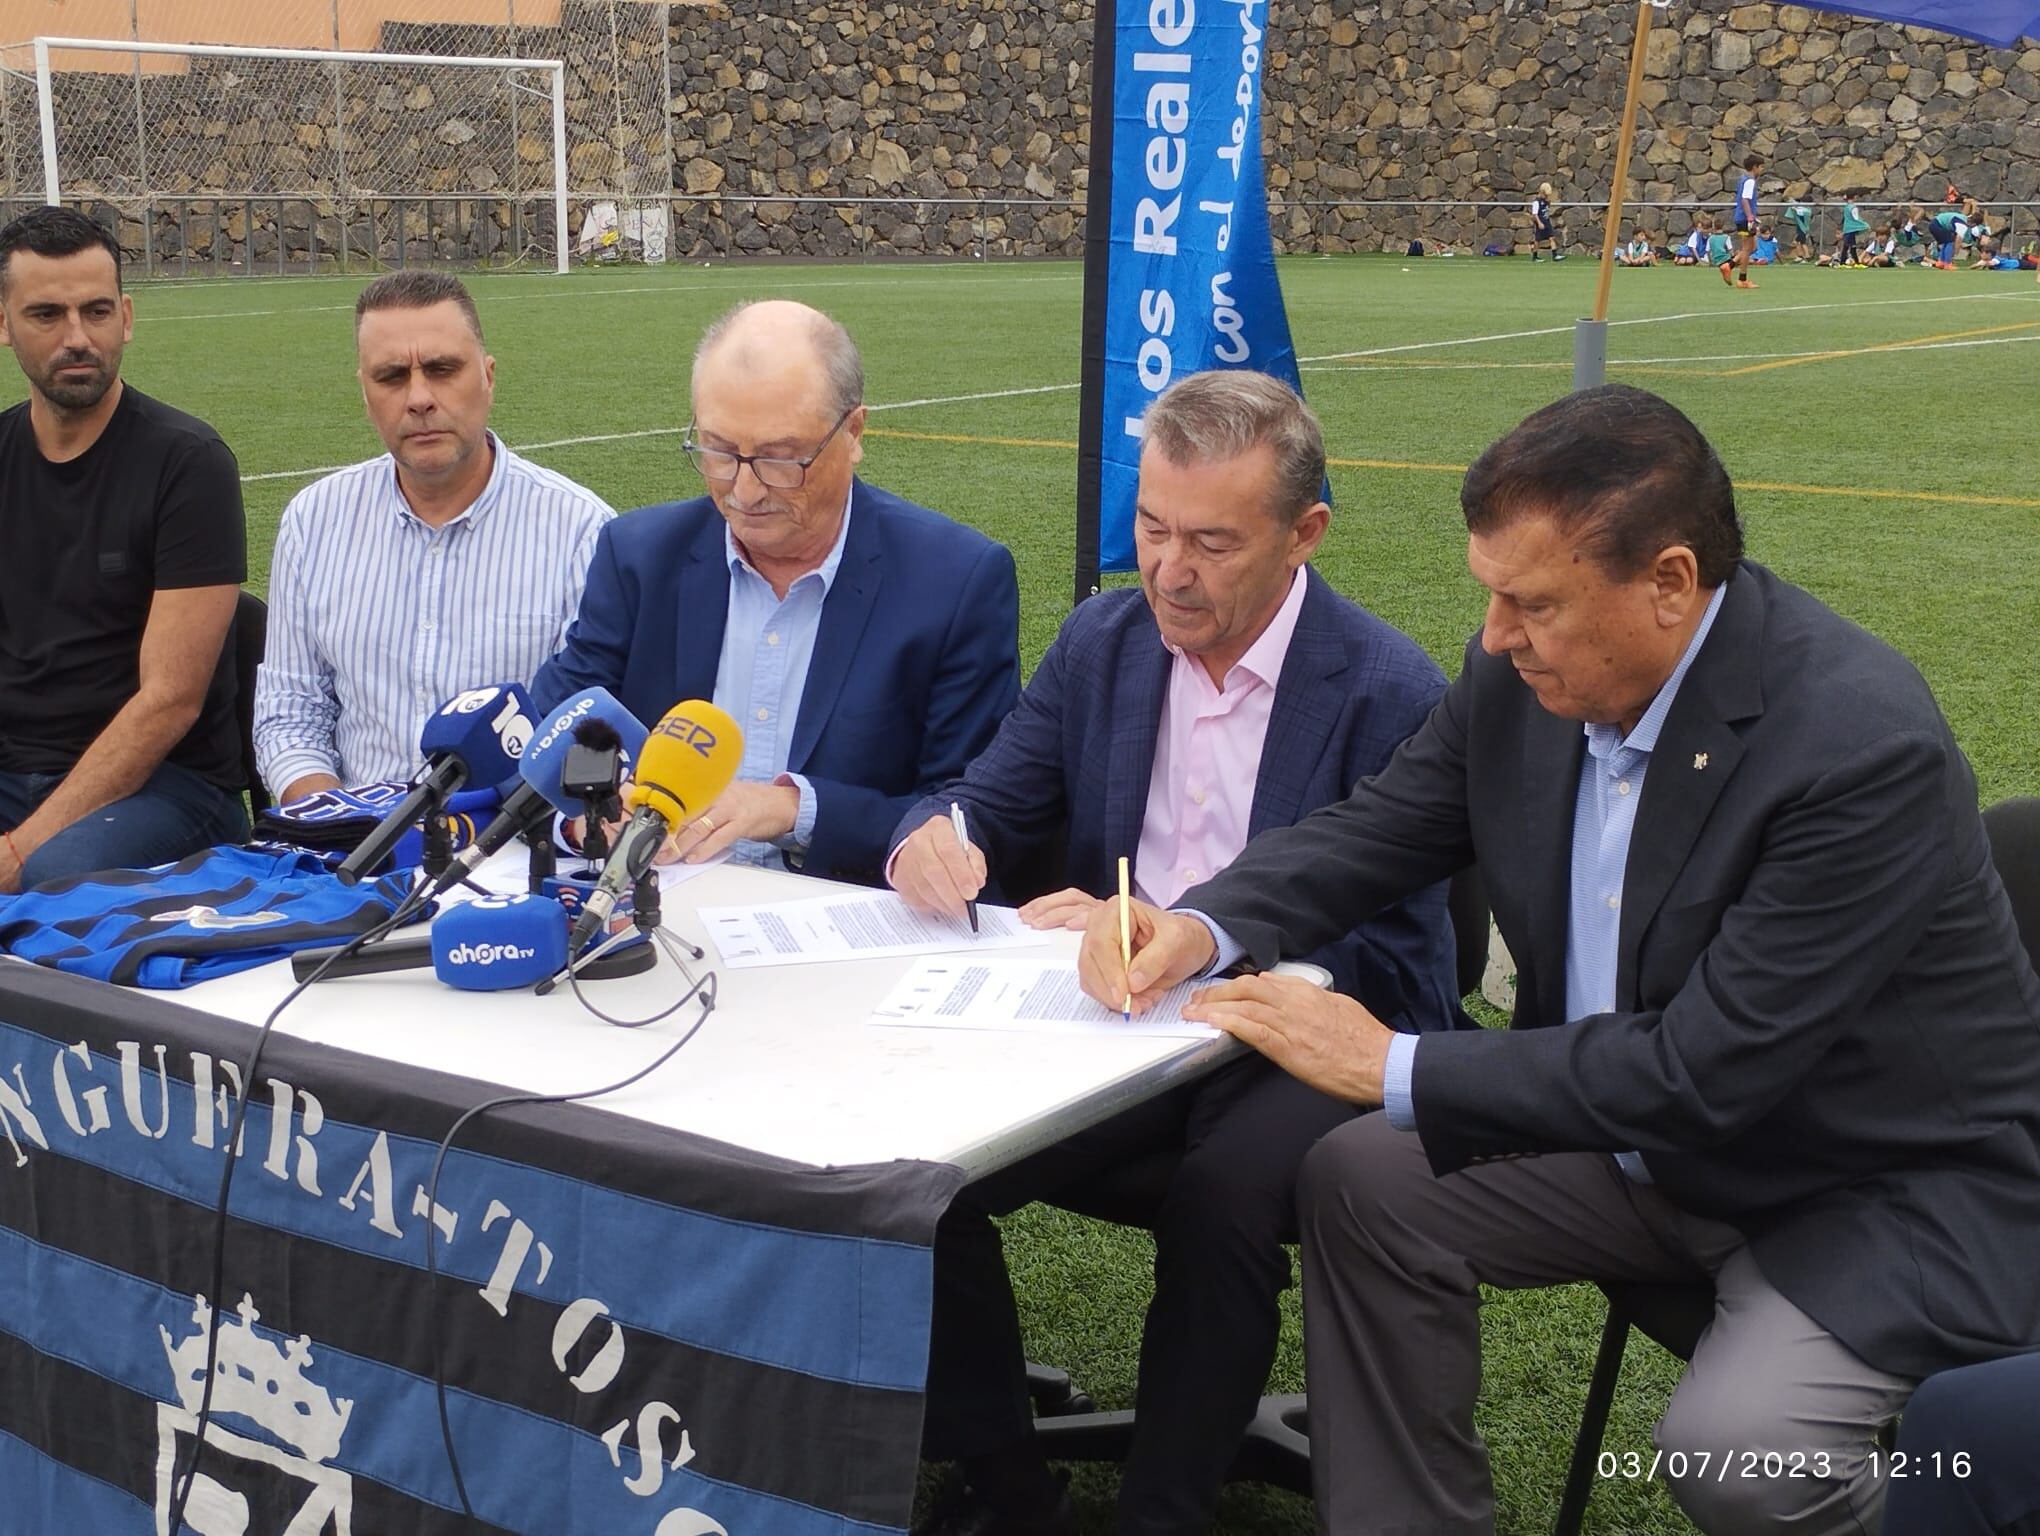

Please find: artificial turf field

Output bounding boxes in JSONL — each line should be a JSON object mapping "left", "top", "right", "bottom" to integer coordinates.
{"left": 14, "top": 252, "right": 2040, "bottom": 1533}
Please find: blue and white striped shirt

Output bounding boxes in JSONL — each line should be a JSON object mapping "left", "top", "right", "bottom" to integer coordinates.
{"left": 254, "top": 434, "right": 612, "bottom": 793}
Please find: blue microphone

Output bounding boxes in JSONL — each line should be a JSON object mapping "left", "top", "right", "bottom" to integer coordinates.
{"left": 335, "top": 684, "right": 537, "bottom": 885}
{"left": 519, "top": 688, "right": 649, "bottom": 814}
{"left": 431, "top": 896, "right": 568, "bottom": 991}
{"left": 422, "top": 690, "right": 646, "bottom": 898}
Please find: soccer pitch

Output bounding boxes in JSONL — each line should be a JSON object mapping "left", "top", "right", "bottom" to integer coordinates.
{"left": 20, "top": 254, "right": 2040, "bottom": 1533}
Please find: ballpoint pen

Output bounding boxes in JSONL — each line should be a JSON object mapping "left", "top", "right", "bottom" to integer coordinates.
{"left": 1117, "top": 854, "right": 1133, "bottom": 1020}
{"left": 950, "top": 801, "right": 978, "bottom": 933}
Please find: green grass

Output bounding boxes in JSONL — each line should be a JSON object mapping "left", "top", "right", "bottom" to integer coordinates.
{"left": 15, "top": 253, "right": 2039, "bottom": 1534}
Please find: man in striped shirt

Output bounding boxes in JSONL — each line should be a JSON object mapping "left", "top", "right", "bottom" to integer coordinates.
{"left": 254, "top": 271, "right": 612, "bottom": 802}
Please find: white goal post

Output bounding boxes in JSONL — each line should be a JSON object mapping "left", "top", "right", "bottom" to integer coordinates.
{"left": 24, "top": 35, "right": 569, "bottom": 274}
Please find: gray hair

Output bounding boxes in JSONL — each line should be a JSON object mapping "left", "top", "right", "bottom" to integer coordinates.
{"left": 692, "top": 299, "right": 864, "bottom": 418}
{"left": 1142, "top": 370, "right": 1326, "bottom": 524}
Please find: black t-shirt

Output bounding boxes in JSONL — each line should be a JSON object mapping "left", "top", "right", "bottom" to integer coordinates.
{"left": 0, "top": 385, "right": 247, "bottom": 789}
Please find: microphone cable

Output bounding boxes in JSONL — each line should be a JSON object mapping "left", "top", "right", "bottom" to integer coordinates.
{"left": 163, "top": 878, "right": 436, "bottom": 1536}
{"left": 420, "top": 923, "right": 719, "bottom": 1524}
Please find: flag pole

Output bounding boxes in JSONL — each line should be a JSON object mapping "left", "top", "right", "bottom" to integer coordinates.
{"left": 1573, "top": 0, "right": 1655, "bottom": 390}
{"left": 1073, "top": 0, "right": 1117, "bottom": 607}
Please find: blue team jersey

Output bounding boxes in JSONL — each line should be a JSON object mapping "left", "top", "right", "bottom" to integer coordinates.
{"left": 0, "top": 847, "right": 427, "bottom": 988}
{"left": 1736, "top": 175, "right": 1758, "bottom": 221}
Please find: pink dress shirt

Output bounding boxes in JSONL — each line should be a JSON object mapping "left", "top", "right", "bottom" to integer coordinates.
{"left": 1135, "top": 566, "right": 1309, "bottom": 908}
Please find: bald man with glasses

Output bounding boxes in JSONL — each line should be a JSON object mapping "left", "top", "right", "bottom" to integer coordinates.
{"left": 533, "top": 299, "right": 1020, "bottom": 883}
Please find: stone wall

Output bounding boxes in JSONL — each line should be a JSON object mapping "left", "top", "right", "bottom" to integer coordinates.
{"left": 20, "top": 0, "right": 2038, "bottom": 265}
{"left": 667, "top": 0, "right": 2040, "bottom": 259}
{"left": 664, "top": 0, "right": 1092, "bottom": 259}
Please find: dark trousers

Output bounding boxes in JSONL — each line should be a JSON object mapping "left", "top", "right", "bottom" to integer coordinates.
{"left": 0, "top": 761, "right": 247, "bottom": 890}
{"left": 923, "top": 1052, "right": 1359, "bottom": 1535}
{"left": 1885, "top": 1352, "right": 2040, "bottom": 1536}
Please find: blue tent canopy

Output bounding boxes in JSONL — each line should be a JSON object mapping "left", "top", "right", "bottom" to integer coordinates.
{"left": 1791, "top": 0, "right": 2036, "bottom": 46}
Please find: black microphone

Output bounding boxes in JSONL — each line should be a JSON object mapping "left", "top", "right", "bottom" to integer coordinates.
{"left": 335, "top": 684, "right": 536, "bottom": 886}
{"left": 567, "top": 701, "right": 743, "bottom": 954}
{"left": 419, "top": 780, "right": 554, "bottom": 899}
{"left": 421, "top": 703, "right": 642, "bottom": 899}
{"left": 290, "top": 933, "right": 435, "bottom": 982}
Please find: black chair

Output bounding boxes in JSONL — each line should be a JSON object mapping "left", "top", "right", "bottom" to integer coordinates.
{"left": 1552, "top": 1282, "right": 1715, "bottom": 1536}
{"left": 1024, "top": 865, "right": 1493, "bottom": 1497}
{"left": 1553, "top": 796, "right": 2040, "bottom": 1536}
{"left": 232, "top": 590, "right": 270, "bottom": 816}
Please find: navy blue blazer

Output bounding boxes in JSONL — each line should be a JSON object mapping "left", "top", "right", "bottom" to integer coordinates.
{"left": 893, "top": 571, "right": 1463, "bottom": 1035}
{"left": 533, "top": 478, "right": 1020, "bottom": 884}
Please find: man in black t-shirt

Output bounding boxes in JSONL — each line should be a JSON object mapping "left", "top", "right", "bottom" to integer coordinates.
{"left": 0, "top": 207, "right": 247, "bottom": 894}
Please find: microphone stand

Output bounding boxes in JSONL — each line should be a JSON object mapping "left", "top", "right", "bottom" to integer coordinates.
{"left": 533, "top": 866, "right": 696, "bottom": 996}
{"left": 419, "top": 811, "right": 453, "bottom": 885}
{"left": 523, "top": 824, "right": 557, "bottom": 892}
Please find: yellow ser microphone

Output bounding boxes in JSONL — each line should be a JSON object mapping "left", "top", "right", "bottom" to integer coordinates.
{"left": 568, "top": 701, "right": 744, "bottom": 953}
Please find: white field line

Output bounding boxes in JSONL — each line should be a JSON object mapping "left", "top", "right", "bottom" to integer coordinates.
{"left": 237, "top": 382, "right": 1088, "bottom": 483}
{"left": 141, "top": 270, "right": 1082, "bottom": 324}
{"left": 233, "top": 286, "right": 2038, "bottom": 486}
{"left": 129, "top": 258, "right": 1062, "bottom": 296}
{"left": 1298, "top": 287, "right": 2038, "bottom": 363}
{"left": 1302, "top": 332, "right": 2040, "bottom": 372}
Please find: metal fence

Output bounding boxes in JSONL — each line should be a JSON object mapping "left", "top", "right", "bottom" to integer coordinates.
{"left": 0, "top": 0, "right": 671, "bottom": 279}
{"left": 2, "top": 191, "right": 2029, "bottom": 276}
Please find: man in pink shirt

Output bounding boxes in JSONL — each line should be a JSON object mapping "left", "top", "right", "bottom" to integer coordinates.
{"left": 890, "top": 370, "right": 1461, "bottom": 1536}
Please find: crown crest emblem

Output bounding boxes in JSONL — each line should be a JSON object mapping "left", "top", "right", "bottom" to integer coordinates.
{"left": 160, "top": 1294, "right": 355, "bottom": 1465}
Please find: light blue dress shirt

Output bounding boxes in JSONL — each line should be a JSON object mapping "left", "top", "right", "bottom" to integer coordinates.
{"left": 711, "top": 493, "right": 853, "bottom": 866}
{"left": 1381, "top": 584, "right": 1728, "bottom": 1170}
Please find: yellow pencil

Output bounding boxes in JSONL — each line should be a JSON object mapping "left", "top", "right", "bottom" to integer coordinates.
{"left": 1117, "top": 855, "right": 1133, "bottom": 1020}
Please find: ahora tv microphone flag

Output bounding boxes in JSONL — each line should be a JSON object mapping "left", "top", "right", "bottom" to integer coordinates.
{"left": 1075, "top": 0, "right": 1308, "bottom": 600}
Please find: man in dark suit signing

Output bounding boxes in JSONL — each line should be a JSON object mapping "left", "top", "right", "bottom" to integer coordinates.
{"left": 1077, "top": 386, "right": 2040, "bottom": 1535}
{"left": 533, "top": 299, "right": 1019, "bottom": 884}
{"left": 891, "top": 370, "right": 1463, "bottom": 1536}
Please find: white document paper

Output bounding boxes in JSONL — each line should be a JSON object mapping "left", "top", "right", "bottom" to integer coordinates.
{"left": 697, "top": 889, "right": 1044, "bottom": 968}
{"left": 653, "top": 850, "right": 731, "bottom": 889}
{"left": 869, "top": 958, "right": 1220, "bottom": 1039}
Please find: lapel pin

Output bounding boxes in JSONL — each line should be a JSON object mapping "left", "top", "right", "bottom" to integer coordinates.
{"left": 1693, "top": 752, "right": 1710, "bottom": 771}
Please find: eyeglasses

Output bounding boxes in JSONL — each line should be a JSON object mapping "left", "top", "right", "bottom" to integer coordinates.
{"left": 682, "top": 406, "right": 857, "bottom": 490}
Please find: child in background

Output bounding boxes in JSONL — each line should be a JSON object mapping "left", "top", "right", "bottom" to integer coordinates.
{"left": 1838, "top": 201, "right": 1870, "bottom": 264}
{"left": 1618, "top": 229, "right": 1658, "bottom": 266}
{"left": 1528, "top": 182, "right": 1562, "bottom": 261}
{"left": 1962, "top": 199, "right": 1993, "bottom": 254}
{"left": 1707, "top": 224, "right": 1735, "bottom": 267}
{"left": 1862, "top": 226, "right": 1899, "bottom": 267}
{"left": 1722, "top": 153, "right": 1762, "bottom": 288}
{"left": 1919, "top": 203, "right": 1969, "bottom": 267}
{"left": 1784, "top": 201, "right": 1815, "bottom": 261}
{"left": 1674, "top": 215, "right": 1710, "bottom": 265}
{"left": 1752, "top": 224, "right": 1779, "bottom": 264}
{"left": 1968, "top": 238, "right": 2023, "bottom": 271}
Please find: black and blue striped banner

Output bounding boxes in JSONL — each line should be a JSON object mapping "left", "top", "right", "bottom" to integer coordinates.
{"left": 0, "top": 963, "right": 962, "bottom": 1536}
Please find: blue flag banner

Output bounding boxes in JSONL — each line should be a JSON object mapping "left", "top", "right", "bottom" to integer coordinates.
{"left": 1795, "top": 0, "right": 2035, "bottom": 45}
{"left": 1077, "top": 0, "right": 1306, "bottom": 586}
